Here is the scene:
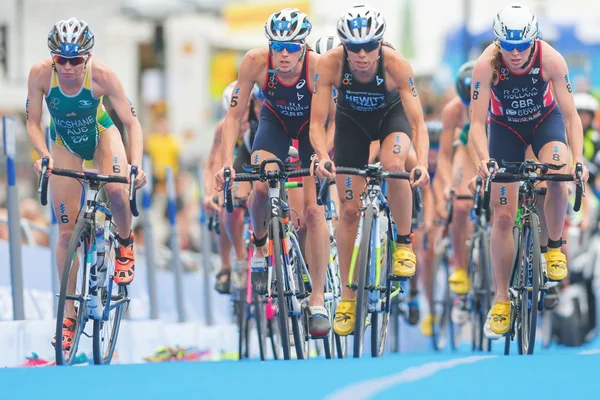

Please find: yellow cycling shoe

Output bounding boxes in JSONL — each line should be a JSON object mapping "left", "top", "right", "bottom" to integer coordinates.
{"left": 333, "top": 299, "right": 356, "bottom": 336}
{"left": 419, "top": 314, "right": 440, "bottom": 337}
{"left": 489, "top": 301, "right": 511, "bottom": 335}
{"left": 544, "top": 248, "right": 568, "bottom": 281}
{"left": 448, "top": 268, "right": 471, "bottom": 295}
{"left": 392, "top": 245, "right": 416, "bottom": 278}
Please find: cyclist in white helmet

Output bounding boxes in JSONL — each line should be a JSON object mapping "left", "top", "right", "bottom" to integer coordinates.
{"left": 204, "top": 81, "right": 264, "bottom": 294}
{"left": 575, "top": 93, "right": 600, "bottom": 192}
{"left": 310, "top": 5, "right": 430, "bottom": 336}
{"left": 470, "top": 3, "right": 588, "bottom": 337}
{"left": 26, "top": 17, "right": 148, "bottom": 350}
{"left": 214, "top": 8, "right": 336, "bottom": 337}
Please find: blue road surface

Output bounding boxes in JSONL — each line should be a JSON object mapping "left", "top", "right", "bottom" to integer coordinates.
{"left": 2, "top": 338, "right": 599, "bottom": 399}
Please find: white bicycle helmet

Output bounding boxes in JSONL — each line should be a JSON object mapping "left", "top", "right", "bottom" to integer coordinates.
{"left": 264, "top": 8, "right": 312, "bottom": 42}
{"left": 313, "top": 35, "right": 341, "bottom": 54}
{"left": 48, "top": 17, "right": 95, "bottom": 56}
{"left": 574, "top": 93, "right": 599, "bottom": 115}
{"left": 337, "top": 5, "right": 386, "bottom": 44}
{"left": 493, "top": 3, "right": 539, "bottom": 44}
{"left": 222, "top": 81, "right": 264, "bottom": 113}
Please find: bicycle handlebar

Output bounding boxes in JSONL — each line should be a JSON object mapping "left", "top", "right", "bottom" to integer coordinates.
{"left": 482, "top": 159, "right": 584, "bottom": 212}
{"left": 37, "top": 156, "right": 139, "bottom": 216}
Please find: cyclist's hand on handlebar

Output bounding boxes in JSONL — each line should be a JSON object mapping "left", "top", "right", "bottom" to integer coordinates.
{"left": 477, "top": 159, "right": 496, "bottom": 180}
{"left": 467, "top": 176, "right": 479, "bottom": 195}
{"left": 314, "top": 157, "right": 336, "bottom": 180}
{"left": 34, "top": 156, "right": 53, "bottom": 176}
{"left": 411, "top": 166, "right": 429, "bottom": 188}
{"left": 214, "top": 166, "right": 236, "bottom": 192}
{"left": 202, "top": 195, "right": 221, "bottom": 213}
{"left": 128, "top": 165, "right": 147, "bottom": 189}
{"left": 572, "top": 162, "right": 589, "bottom": 186}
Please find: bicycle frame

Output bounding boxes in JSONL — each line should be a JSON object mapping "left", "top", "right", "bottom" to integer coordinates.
{"left": 348, "top": 177, "right": 398, "bottom": 314}
{"left": 78, "top": 182, "right": 128, "bottom": 322}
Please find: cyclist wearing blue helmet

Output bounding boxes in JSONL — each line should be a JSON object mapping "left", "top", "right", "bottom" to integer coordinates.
{"left": 26, "top": 17, "right": 148, "bottom": 350}
{"left": 470, "top": 3, "right": 589, "bottom": 337}
{"left": 215, "top": 8, "right": 336, "bottom": 337}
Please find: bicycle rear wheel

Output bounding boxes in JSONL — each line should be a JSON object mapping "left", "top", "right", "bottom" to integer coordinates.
{"left": 55, "top": 219, "right": 93, "bottom": 365}
{"left": 354, "top": 207, "right": 374, "bottom": 358}
{"left": 252, "top": 292, "right": 267, "bottom": 361}
{"left": 517, "top": 215, "right": 541, "bottom": 355}
{"left": 93, "top": 233, "right": 127, "bottom": 365}
{"left": 430, "top": 243, "right": 455, "bottom": 351}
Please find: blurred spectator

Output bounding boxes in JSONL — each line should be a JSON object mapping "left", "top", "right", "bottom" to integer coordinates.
{"left": 145, "top": 117, "right": 180, "bottom": 196}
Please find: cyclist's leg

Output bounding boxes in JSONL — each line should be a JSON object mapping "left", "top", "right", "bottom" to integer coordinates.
{"left": 224, "top": 145, "right": 251, "bottom": 269}
{"left": 486, "top": 121, "right": 522, "bottom": 336}
{"left": 448, "top": 144, "right": 476, "bottom": 294}
{"left": 418, "top": 185, "right": 439, "bottom": 334}
{"left": 298, "top": 129, "right": 331, "bottom": 335}
{"left": 49, "top": 141, "right": 84, "bottom": 319}
{"left": 248, "top": 111, "right": 291, "bottom": 294}
{"left": 332, "top": 113, "right": 371, "bottom": 336}
{"left": 287, "top": 139, "right": 307, "bottom": 256}
{"left": 405, "top": 146, "right": 420, "bottom": 324}
{"left": 532, "top": 110, "right": 570, "bottom": 281}
{"left": 378, "top": 106, "right": 416, "bottom": 278}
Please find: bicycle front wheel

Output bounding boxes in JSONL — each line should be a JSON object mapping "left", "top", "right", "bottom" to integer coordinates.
{"left": 55, "top": 219, "right": 93, "bottom": 365}
{"left": 517, "top": 214, "right": 541, "bottom": 355}
{"left": 354, "top": 207, "right": 374, "bottom": 358}
{"left": 272, "top": 219, "right": 292, "bottom": 360}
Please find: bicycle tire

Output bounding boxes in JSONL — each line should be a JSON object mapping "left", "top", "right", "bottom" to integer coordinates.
{"left": 468, "top": 235, "right": 483, "bottom": 352}
{"left": 430, "top": 244, "right": 453, "bottom": 351}
{"left": 354, "top": 207, "right": 374, "bottom": 358}
{"left": 253, "top": 292, "right": 267, "bottom": 361}
{"left": 92, "top": 235, "right": 126, "bottom": 365}
{"left": 518, "top": 215, "right": 541, "bottom": 355}
{"left": 272, "top": 219, "right": 292, "bottom": 360}
{"left": 373, "top": 228, "right": 393, "bottom": 357}
{"left": 505, "top": 226, "right": 522, "bottom": 355}
{"left": 92, "top": 286, "right": 126, "bottom": 365}
{"left": 479, "top": 228, "right": 493, "bottom": 353}
{"left": 236, "top": 298, "right": 246, "bottom": 359}
{"left": 267, "top": 316, "right": 281, "bottom": 360}
{"left": 55, "top": 219, "right": 93, "bottom": 365}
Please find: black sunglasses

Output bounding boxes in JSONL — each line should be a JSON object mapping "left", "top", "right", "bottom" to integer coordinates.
{"left": 344, "top": 41, "right": 381, "bottom": 53}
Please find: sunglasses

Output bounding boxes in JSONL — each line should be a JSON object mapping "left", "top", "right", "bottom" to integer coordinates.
{"left": 53, "top": 55, "right": 88, "bottom": 66}
{"left": 344, "top": 40, "right": 381, "bottom": 53}
{"left": 269, "top": 42, "right": 303, "bottom": 53}
{"left": 499, "top": 40, "right": 533, "bottom": 52}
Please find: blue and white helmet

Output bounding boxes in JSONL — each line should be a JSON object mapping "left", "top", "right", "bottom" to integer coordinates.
{"left": 337, "top": 5, "right": 386, "bottom": 44}
{"left": 48, "top": 17, "right": 95, "bottom": 56}
{"left": 222, "top": 81, "right": 264, "bottom": 113}
{"left": 313, "top": 35, "right": 342, "bottom": 54}
{"left": 264, "top": 8, "right": 312, "bottom": 42}
{"left": 493, "top": 3, "right": 539, "bottom": 44}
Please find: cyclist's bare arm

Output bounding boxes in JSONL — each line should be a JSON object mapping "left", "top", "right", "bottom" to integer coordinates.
{"left": 221, "top": 49, "right": 265, "bottom": 167}
{"left": 469, "top": 47, "right": 495, "bottom": 165}
{"left": 95, "top": 61, "right": 144, "bottom": 168}
{"left": 204, "top": 121, "right": 224, "bottom": 197}
{"left": 542, "top": 42, "right": 584, "bottom": 166}
{"left": 26, "top": 61, "right": 51, "bottom": 167}
{"left": 325, "top": 93, "right": 337, "bottom": 153}
{"left": 310, "top": 49, "right": 340, "bottom": 163}
{"left": 386, "top": 49, "right": 429, "bottom": 174}
{"left": 438, "top": 98, "right": 463, "bottom": 188}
